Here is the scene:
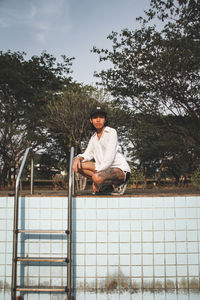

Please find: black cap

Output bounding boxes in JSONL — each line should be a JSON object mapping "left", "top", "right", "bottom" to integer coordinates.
{"left": 90, "top": 106, "right": 107, "bottom": 118}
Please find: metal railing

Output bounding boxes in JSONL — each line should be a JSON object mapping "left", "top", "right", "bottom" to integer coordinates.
{"left": 11, "top": 147, "right": 31, "bottom": 300}
{"left": 67, "top": 146, "right": 75, "bottom": 299}
{"left": 11, "top": 147, "right": 75, "bottom": 300}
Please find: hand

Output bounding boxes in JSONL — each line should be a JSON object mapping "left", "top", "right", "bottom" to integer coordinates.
{"left": 72, "top": 157, "right": 82, "bottom": 173}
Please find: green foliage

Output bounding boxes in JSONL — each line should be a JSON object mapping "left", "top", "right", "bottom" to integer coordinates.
{"left": 1, "top": 0, "right": 200, "bottom": 188}
{"left": 92, "top": 0, "right": 200, "bottom": 181}
{"left": 0, "top": 50, "right": 74, "bottom": 186}
{"left": 126, "top": 113, "right": 200, "bottom": 181}
{"left": 129, "top": 167, "right": 145, "bottom": 187}
{"left": 93, "top": 1, "right": 199, "bottom": 116}
{"left": 191, "top": 165, "right": 200, "bottom": 190}
{"left": 45, "top": 83, "right": 110, "bottom": 171}
{"left": 93, "top": 1, "right": 199, "bottom": 120}
{"left": 32, "top": 153, "right": 60, "bottom": 180}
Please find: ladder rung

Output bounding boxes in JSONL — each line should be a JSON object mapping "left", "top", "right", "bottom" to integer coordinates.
{"left": 18, "top": 229, "right": 69, "bottom": 234}
{"left": 16, "top": 286, "right": 68, "bottom": 292}
{"left": 17, "top": 257, "right": 69, "bottom": 263}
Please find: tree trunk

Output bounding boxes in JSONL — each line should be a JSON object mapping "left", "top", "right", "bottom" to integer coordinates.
{"left": 0, "top": 165, "right": 9, "bottom": 187}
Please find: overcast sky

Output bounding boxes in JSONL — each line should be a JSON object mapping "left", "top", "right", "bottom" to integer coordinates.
{"left": 0, "top": 0, "right": 150, "bottom": 85}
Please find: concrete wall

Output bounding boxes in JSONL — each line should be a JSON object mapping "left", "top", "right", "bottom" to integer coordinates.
{"left": 0, "top": 195, "right": 200, "bottom": 300}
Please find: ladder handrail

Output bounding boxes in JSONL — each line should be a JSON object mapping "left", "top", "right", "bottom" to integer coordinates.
{"left": 11, "top": 147, "right": 31, "bottom": 300}
{"left": 67, "top": 146, "right": 74, "bottom": 299}
{"left": 11, "top": 146, "right": 75, "bottom": 299}
{"left": 15, "top": 147, "right": 31, "bottom": 196}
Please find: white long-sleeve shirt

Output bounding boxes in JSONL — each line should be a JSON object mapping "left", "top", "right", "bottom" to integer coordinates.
{"left": 79, "top": 126, "right": 130, "bottom": 172}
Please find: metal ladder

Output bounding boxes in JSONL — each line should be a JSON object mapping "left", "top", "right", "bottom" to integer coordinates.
{"left": 11, "top": 147, "right": 74, "bottom": 300}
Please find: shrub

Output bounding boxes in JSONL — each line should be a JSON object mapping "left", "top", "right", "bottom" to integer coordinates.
{"left": 129, "top": 167, "right": 145, "bottom": 188}
{"left": 191, "top": 165, "right": 200, "bottom": 190}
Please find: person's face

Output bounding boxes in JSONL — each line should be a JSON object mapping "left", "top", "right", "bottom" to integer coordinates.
{"left": 90, "top": 113, "right": 106, "bottom": 130}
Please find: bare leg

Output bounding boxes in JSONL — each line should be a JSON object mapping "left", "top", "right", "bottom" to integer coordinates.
{"left": 75, "top": 161, "right": 125, "bottom": 193}
{"left": 76, "top": 161, "right": 100, "bottom": 192}
{"left": 92, "top": 167, "right": 125, "bottom": 191}
{"left": 78, "top": 161, "right": 96, "bottom": 178}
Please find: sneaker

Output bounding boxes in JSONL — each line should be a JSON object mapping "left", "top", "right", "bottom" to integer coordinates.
{"left": 111, "top": 182, "right": 127, "bottom": 195}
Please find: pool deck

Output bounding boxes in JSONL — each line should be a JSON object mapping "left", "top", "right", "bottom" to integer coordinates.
{"left": 1, "top": 187, "right": 200, "bottom": 197}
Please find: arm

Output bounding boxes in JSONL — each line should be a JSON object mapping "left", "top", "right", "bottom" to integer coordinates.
{"left": 72, "top": 137, "right": 94, "bottom": 173}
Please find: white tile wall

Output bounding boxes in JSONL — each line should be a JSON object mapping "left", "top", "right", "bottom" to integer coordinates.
{"left": 0, "top": 195, "right": 200, "bottom": 300}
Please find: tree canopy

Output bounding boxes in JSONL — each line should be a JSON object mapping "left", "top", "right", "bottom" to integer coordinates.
{"left": 45, "top": 83, "right": 109, "bottom": 171}
{"left": 0, "top": 0, "right": 199, "bottom": 188}
{"left": 92, "top": 0, "right": 200, "bottom": 181}
{"left": 0, "top": 50, "right": 74, "bottom": 186}
{"left": 93, "top": 0, "right": 199, "bottom": 117}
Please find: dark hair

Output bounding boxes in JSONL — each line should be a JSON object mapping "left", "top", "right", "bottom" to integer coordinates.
{"left": 90, "top": 106, "right": 107, "bottom": 118}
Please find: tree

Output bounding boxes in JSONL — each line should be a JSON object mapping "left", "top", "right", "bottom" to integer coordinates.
{"left": 44, "top": 83, "right": 111, "bottom": 190}
{"left": 0, "top": 50, "right": 74, "bottom": 186}
{"left": 92, "top": 0, "right": 200, "bottom": 178}
{"left": 128, "top": 113, "right": 200, "bottom": 182}
{"left": 45, "top": 83, "right": 110, "bottom": 170}
{"left": 93, "top": 0, "right": 199, "bottom": 117}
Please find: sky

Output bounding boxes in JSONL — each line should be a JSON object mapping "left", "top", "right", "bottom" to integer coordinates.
{"left": 0, "top": 0, "right": 150, "bottom": 85}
